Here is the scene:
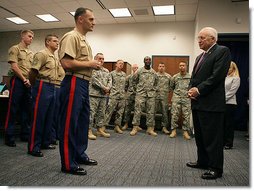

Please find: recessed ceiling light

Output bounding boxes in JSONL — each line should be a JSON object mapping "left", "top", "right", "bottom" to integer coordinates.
{"left": 152, "top": 5, "right": 175, "bottom": 15}
{"left": 6, "top": 17, "right": 29, "bottom": 24}
{"left": 109, "top": 8, "right": 131, "bottom": 18}
{"left": 36, "top": 14, "right": 59, "bottom": 22}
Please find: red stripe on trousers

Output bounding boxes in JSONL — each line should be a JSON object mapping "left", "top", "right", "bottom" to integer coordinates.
{"left": 4, "top": 77, "right": 16, "bottom": 130}
{"left": 29, "top": 81, "right": 43, "bottom": 152}
{"left": 64, "top": 76, "right": 76, "bottom": 171}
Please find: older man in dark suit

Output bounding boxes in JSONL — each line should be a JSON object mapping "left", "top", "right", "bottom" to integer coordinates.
{"left": 187, "top": 27, "right": 231, "bottom": 180}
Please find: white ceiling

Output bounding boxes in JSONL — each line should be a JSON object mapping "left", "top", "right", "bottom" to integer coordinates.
{"left": 0, "top": 0, "right": 199, "bottom": 32}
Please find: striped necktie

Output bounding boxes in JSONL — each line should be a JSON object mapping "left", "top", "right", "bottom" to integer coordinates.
{"left": 194, "top": 52, "right": 205, "bottom": 73}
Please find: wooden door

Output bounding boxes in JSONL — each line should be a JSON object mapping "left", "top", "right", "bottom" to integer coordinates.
{"left": 152, "top": 55, "right": 189, "bottom": 104}
{"left": 104, "top": 61, "right": 131, "bottom": 75}
{"left": 152, "top": 55, "right": 189, "bottom": 129}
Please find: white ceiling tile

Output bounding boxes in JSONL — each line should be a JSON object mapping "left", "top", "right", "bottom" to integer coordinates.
{"left": 176, "top": 4, "right": 197, "bottom": 14}
{"left": 125, "top": 0, "right": 151, "bottom": 7}
{"left": 0, "top": 0, "right": 200, "bottom": 32}
{"left": 56, "top": 1, "right": 81, "bottom": 12}
{"left": 77, "top": 0, "right": 104, "bottom": 10}
{"left": 150, "top": 0, "right": 175, "bottom": 6}
{"left": 19, "top": 5, "right": 47, "bottom": 15}
{"left": 100, "top": 0, "right": 127, "bottom": 9}
{"left": 94, "top": 10, "right": 113, "bottom": 19}
{"left": 176, "top": 0, "right": 198, "bottom": 4}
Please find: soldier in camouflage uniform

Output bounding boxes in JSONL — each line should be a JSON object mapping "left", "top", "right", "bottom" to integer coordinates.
{"left": 103, "top": 59, "right": 126, "bottom": 134}
{"left": 89, "top": 53, "right": 112, "bottom": 139}
{"left": 169, "top": 61, "right": 191, "bottom": 140}
{"left": 155, "top": 62, "right": 172, "bottom": 134}
{"left": 130, "top": 56, "right": 158, "bottom": 136}
{"left": 122, "top": 64, "right": 139, "bottom": 131}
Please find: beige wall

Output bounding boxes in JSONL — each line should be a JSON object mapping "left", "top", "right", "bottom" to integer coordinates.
{"left": 0, "top": 22, "right": 195, "bottom": 79}
{"left": 193, "top": 0, "right": 249, "bottom": 65}
{"left": 0, "top": 0, "right": 249, "bottom": 80}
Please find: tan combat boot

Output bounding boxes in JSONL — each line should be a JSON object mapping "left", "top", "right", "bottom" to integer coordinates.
{"left": 162, "top": 127, "right": 170, "bottom": 134}
{"left": 130, "top": 126, "right": 139, "bottom": 136}
{"left": 88, "top": 128, "right": 96, "bottom": 140}
{"left": 169, "top": 129, "right": 177, "bottom": 138}
{"left": 122, "top": 123, "right": 128, "bottom": 131}
{"left": 183, "top": 131, "right": 191, "bottom": 140}
{"left": 114, "top": 125, "right": 123, "bottom": 134}
{"left": 101, "top": 126, "right": 108, "bottom": 133}
{"left": 97, "top": 127, "right": 110, "bottom": 138}
{"left": 146, "top": 127, "right": 157, "bottom": 136}
{"left": 136, "top": 126, "right": 143, "bottom": 131}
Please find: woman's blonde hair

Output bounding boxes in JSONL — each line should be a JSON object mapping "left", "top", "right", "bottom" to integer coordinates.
{"left": 228, "top": 61, "right": 240, "bottom": 77}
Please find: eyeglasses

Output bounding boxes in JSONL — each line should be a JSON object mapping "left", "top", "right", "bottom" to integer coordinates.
{"left": 197, "top": 36, "right": 213, "bottom": 40}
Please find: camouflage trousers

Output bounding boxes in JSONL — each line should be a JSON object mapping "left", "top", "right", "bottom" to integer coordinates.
{"left": 155, "top": 98, "right": 169, "bottom": 128}
{"left": 104, "top": 98, "right": 125, "bottom": 126}
{"left": 89, "top": 96, "right": 107, "bottom": 129}
{"left": 132, "top": 95, "right": 155, "bottom": 127}
{"left": 123, "top": 94, "right": 135, "bottom": 124}
{"left": 170, "top": 98, "right": 191, "bottom": 131}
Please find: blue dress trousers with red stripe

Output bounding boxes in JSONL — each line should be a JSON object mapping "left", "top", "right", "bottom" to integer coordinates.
{"left": 28, "top": 80, "right": 56, "bottom": 152}
{"left": 5, "top": 77, "right": 31, "bottom": 142}
{"left": 58, "top": 75, "right": 90, "bottom": 171}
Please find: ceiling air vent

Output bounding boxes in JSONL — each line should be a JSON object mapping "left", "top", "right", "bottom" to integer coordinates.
{"left": 133, "top": 9, "right": 149, "bottom": 15}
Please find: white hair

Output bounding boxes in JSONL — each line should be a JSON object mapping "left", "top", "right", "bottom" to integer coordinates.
{"left": 201, "top": 27, "right": 218, "bottom": 41}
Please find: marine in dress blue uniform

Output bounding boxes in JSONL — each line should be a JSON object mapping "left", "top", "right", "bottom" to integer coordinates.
{"left": 58, "top": 7, "right": 100, "bottom": 176}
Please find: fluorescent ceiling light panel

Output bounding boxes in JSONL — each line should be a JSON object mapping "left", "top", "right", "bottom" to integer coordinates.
{"left": 6, "top": 17, "right": 29, "bottom": 24}
{"left": 109, "top": 8, "right": 131, "bottom": 17}
{"left": 36, "top": 14, "right": 59, "bottom": 22}
{"left": 69, "top": 12, "right": 75, "bottom": 16}
{"left": 152, "top": 5, "right": 175, "bottom": 15}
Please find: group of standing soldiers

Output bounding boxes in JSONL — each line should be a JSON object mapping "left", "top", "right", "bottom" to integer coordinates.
{"left": 88, "top": 53, "right": 192, "bottom": 140}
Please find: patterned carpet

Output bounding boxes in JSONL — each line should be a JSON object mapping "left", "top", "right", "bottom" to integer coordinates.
{"left": 0, "top": 129, "right": 249, "bottom": 187}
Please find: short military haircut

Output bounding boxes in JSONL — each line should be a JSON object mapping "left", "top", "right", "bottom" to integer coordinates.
{"left": 74, "top": 7, "right": 93, "bottom": 23}
{"left": 21, "top": 30, "right": 34, "bottom": 36}
{"left": 116, "top": 59, "right": 124, "bottom": 64}
{"left": 159, "top": 62, "right": 165, "bottom": 65}
{"left": 179, "top": 61, "right": 188, "bottom": 66}
{"left": 94, "top": 52, "right": 104, "bottom": 59}
{"left": 144, "top": 56, "right": 151, "bottom": 62}
{"left": 45, "top": 34, "right": 58, "bottom": 45}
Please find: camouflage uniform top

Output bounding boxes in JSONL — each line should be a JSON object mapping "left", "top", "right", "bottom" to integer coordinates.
{"left": 135, "top": 67, "right": 158, "bottom": 97}
{"left": 125, "top": 73, "right": 137, "bottom": 97}
{"left": 156, "top": 72, "right": 172, "bottom": 99}
{"left": 89, "top": 67, "right": 112, "bottom": 97}
{"left": 109, "top": 70, "right": 126, "bottom": 99}
{"left": 171, "top": 72, "right": 191, "bottom": 101}
{"left": 8, "top": 43, "right": 33, "bottom": 78}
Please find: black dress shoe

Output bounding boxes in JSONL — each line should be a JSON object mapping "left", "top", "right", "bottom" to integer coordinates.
{"left": 224, "top": 145, "right": 233, "bottom": 150}
{"left": 51, "top": 140, "right": 58, "bottom": 145}
{"left": 79, "top": 158, "right": 98, "bottom": 166}
{"left": 20, "top": 137, "right": 29, "bottom": 142}
{"left": 41, "top": 144, "right": 56, "bottom": 150}
{"left": 186, "top": 162, "right": 208, "bottom": 169}
{"left": 61, "top": 167, "right": 87, "bottom": 175}
{"left": 5, "top": 141, "right": 16, "bottom": 147}
{"left": 27, "top": 150, "right": 44, "bottom": 157}
{"left": 201, "top": 170, "right": 222, "bottom": 180}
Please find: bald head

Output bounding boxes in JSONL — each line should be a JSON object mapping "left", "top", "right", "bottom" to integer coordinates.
{"left": 132, "top": 64, "right": 138, "bottom": 73}
{"left": 198, "top": 27, "right": 218, "bottom": 51}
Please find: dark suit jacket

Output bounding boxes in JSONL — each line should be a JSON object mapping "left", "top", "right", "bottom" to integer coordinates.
{"left": 189, "top": 44, "right": 231, "bottom": 112}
